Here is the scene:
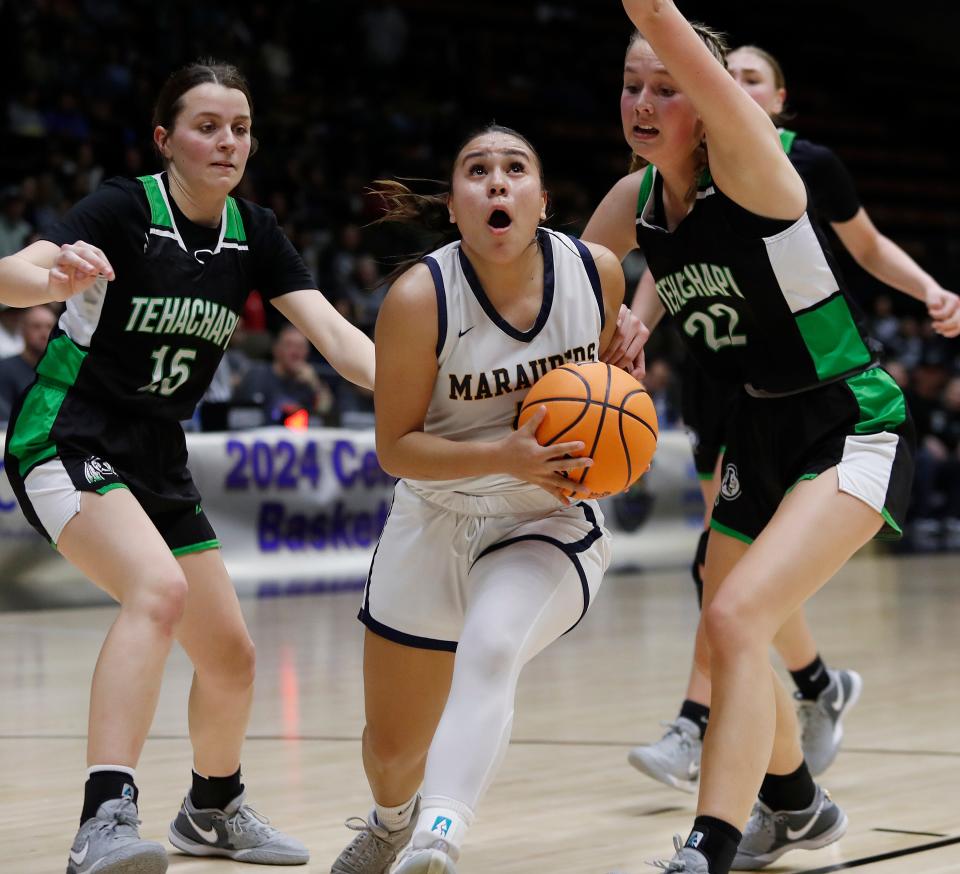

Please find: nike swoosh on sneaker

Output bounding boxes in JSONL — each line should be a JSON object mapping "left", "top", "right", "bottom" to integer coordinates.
{"left": 786, "top": 798, "right": 825, "bottom": 841}
{"left": 69, "top": 840, "right": 90, "bottom": 865}
{"left": 185, "top": 811, "right": 220, "bottom": 843}
{"left": 831, "top": 679, "right": 845, "bottom": 713}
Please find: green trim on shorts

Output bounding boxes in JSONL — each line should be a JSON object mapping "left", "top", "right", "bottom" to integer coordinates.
{"left": 785, "top": 472, "right": 819, "bottom": 495}
{"left": 881, "top": 507, "right": 902, "bottom": 537}
{"left": 96, "top": 483, "right": 129, "bottom": 495}
{"left": 697, "top": 472, "right": 715, "bottom": 481}
{"left": 710, "top": 518, "right": 754, "bottom": 545}
{"left": 171, "top": 539, "right": 220, "bottom": 557}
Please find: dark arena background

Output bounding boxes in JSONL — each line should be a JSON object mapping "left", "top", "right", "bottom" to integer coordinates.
{"left": 0, "top": 3, "right": 958, "bottom": 873}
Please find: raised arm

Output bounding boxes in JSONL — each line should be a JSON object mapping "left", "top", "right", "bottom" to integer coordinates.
{"left": 621, "top": 0, "right": 805, "bottom": 219}
{"left": 271, "top": 289, "right": 375, "bottom": 390}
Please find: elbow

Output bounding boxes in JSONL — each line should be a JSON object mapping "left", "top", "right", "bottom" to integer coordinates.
{"left": 374, "top": 436, "right": 405, "bottom": 479}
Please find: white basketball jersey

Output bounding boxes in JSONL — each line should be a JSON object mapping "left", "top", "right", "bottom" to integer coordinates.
{"left": 406, "top": 227, "right": 605, "bottom": 498}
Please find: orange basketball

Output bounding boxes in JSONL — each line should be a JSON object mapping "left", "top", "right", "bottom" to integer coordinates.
{"left": 516, "top": 361, "right": 658, "bottom": 499}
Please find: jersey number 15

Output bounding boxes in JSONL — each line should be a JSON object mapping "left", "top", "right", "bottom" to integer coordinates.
{"left": 139, "top": 345, "right": 197, "bottom": 396}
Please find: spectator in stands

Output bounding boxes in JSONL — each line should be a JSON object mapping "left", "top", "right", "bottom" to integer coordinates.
{"left": 0, "top": 304, "right": 56, "bottom": 421}
{"left": 0, "top": 187, "right": 34, "bottom": 258}
{"left": 233, "top": 323, "right": 337, "bottom": 425}
{"left": 343, "top": 254, "right": 388, "bottom": 336}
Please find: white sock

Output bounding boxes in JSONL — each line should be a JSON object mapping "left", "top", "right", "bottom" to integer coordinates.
{"left": 411, "top": 796, "right": 475, "bottom": 861}
{"left": 86, "top": 764, "right": 136, "bottom": 779}
{"left": 374, "top": 793, "right": 419, "bottom": 832}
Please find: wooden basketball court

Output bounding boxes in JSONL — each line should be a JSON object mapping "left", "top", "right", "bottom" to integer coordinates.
{"left": 1, "top": 551, "right": 958, "bottom": 872}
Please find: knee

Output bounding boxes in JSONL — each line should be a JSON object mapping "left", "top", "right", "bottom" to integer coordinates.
{"left": 459, "top": 629, "right": 522, "bottom": 683}
{"left": 198, "top": 634, "right": 257, "bottom": 691}
{"left": 703, "top": 589, "right": 765, "bottom": 665}
{"left": 128, "top": 571, "right": 189, "bottom": 636}
{"left": 363, "top": 722, "right": 427, "bottom": 774}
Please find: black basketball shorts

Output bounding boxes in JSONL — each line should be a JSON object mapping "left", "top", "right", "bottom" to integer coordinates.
{"left": 4, "top": 385, "right": 217, "bottom": 553}
{"left": 710, "top": 368, "right": 915, "bottom": 543}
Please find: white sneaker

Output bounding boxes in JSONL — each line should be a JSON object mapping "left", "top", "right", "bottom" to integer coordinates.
{"left": 393, "top": 841, "right": 457, "bottom": 874}
{"left": 627, "top": 717, "right": 701, "bottom": 793}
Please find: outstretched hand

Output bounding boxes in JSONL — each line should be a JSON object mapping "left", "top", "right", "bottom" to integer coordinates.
{"left": 47, "top": 241, "right": 115, "bottom": 301}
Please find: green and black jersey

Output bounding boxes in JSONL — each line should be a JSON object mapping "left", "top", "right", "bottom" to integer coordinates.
{"left": 29, "top": 173, "right": 314, "bottom": 422}
{"left": 635, "top": 166, "right": 874, "bottom": 396}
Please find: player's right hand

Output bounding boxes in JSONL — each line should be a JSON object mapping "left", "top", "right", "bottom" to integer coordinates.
{"left": 501, "top": 406, "right": 594, "bottom": 505}
{"left": 47, "top": 242, "right": 115, "bottom": 301}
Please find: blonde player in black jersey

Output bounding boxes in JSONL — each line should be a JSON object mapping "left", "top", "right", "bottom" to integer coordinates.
{"left": 624, "top": 42, "right": 960, "bottom": 795}
{"left": 0, "top": 61, "right": 375, "bottom": 874}
{"left": 585, "top": 3, "right": 916, "bottom": 872}
{"left": 330, "top": 125, "right": 624, "bottom": 874}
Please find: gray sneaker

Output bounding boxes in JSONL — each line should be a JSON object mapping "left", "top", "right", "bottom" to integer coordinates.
{"left": 394, "top": 841, "right": 457, "bottom": 874}
{"left": 66, "top": 797, "right": 168, "bottom": 874}
{"left": 627, "top": 718, "right": 701, "bottom": 793}
{"left": 645, "top": 835, "right": 710, "bottom": 872}
{"left": 732, "top": 785, "right": 848, "bottom": 870}
{"left": 168, "top": 790, "right": 308, "bottom": 864}
{"left": 797, "top": 669, "right": 862, "bottom": 776}
{"left": 331, "top": 798, "right": 420, "bottom": 874}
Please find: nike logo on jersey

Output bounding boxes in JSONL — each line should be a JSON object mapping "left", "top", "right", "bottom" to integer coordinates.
{"left": 458, "top": 326, "right": 475, "bottom": 337}
{"left": 69, "top": 841, "right": 90, "bottom": 865}
{"left": 785, "top": 797, "right": 825, "bottom": 841}
{"left": 185, "top": 811, "right": 220, "bottom": 843}
{"left": 831, "top": 678, "right": 845, "bottom": 713}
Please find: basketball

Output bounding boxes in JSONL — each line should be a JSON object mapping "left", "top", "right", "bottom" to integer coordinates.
{"left": 516, "top": 361, "right": 658, "bottom": 499}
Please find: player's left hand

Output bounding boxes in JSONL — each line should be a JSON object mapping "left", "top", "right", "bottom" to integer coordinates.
{"left": 600, "top": 303, "right": 648, "bottom": 380}
{"left": 926, "top": 286, "right": 960, "bottom": 338}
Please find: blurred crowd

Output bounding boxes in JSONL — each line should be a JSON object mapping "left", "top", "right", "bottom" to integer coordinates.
{"left": 1, "top": 0, "right": 958, "bottom": 548}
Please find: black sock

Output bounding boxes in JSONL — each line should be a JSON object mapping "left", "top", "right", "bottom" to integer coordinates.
{"left": 685, "top": 815, "right": 741, "bottom": 873}
{"left": 190, "top": 767, "right": 243, "bottom": 811}
{"left": 690, "top": 529, "right": 709, "bottom": 607}
{"left": 790, "top": 655, "right": 830, "bottom": 701}
{"left": 81, "top": 771, "right": 138, "bottom": 825}
{"left": 679, "top": 699, "right": 710, "bottom": 739}
{"left": 758, "top": 761, "right": 816, "bottom": 811}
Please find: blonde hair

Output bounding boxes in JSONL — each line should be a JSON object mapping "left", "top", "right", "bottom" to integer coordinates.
{"left": 729, "top": 44, "right": 793, "bottom": 126}
{"left": 625, "top": 24, "right": 729, "bottom": 180}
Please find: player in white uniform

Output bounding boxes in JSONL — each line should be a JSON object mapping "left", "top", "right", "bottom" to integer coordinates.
{"left": 330, "top": 125, "right": 625, "bottom": 874}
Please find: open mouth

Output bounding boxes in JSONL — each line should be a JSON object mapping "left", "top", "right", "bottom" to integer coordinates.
{"left": 634, "top": 125, "right": 659, "bottom": 136}
{"left": 488, "top": 208, "right": 512, "bottom": 230}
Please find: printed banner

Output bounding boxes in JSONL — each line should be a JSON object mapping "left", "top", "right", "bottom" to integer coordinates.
{"left": 0, "top": 428, "right": 702, "bottom": 608}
